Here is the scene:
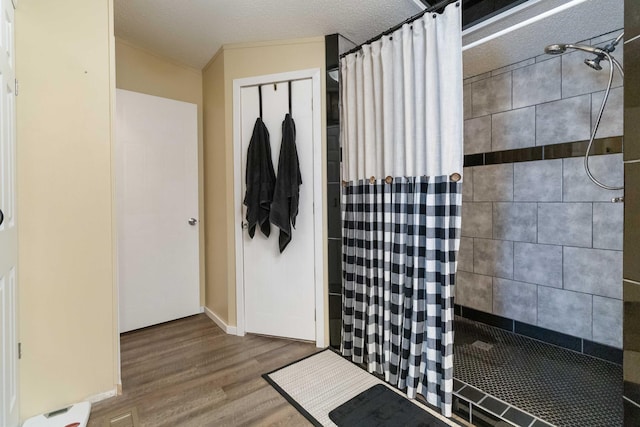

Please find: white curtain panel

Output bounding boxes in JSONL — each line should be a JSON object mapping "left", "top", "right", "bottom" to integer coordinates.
{"left": 340, "top": 2, "right": 463, "bottom": 182}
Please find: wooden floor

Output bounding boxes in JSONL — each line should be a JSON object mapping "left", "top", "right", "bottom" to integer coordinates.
{"left": 88, "top": 314, "right": 318, "bottom": 427}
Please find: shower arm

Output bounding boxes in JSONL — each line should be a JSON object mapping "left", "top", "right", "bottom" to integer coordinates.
{"left": 584, "top": 50, "right": 623, "bottom": 191}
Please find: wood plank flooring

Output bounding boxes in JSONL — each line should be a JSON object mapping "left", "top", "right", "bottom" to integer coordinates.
{"left": 88, "top": 314, "right": 318, "bottom": 427}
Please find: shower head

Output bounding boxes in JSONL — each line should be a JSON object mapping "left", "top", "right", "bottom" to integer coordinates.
{"left": 544, "top": 43, "right": 606, "bottom": 55}
{"left": 584, "top": 57, "right": 603, "bottom": 71}
{"left": 544, "top": 44, "right": 568, "bottom": 54}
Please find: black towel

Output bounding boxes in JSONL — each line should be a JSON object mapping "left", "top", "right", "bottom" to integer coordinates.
{"left": 270, "top": 113, "right": 302, "bottom": 252}
{"left": 243, "top": 117, "right": 276, "bottom": 238}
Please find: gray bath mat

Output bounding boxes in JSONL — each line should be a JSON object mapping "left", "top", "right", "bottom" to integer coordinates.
{"left": 263, "top": 349, "right": 458, "bottom": 427}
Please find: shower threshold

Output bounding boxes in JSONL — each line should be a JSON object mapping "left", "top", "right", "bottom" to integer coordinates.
{"left": 452, "top": 316, "right": 622, "bottom": 426}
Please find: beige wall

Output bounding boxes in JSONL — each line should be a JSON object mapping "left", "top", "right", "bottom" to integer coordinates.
{"left": 202, "top": 37, "right": 327, "bottom": 331}
{"left": 202, "top": 51, "right": 228, "bottom": 319}
{"left": 16, "top": 0, "right": 117, "bottom": 419}
{"left": 115, "top": 38, "right": 206, "bottom": 305}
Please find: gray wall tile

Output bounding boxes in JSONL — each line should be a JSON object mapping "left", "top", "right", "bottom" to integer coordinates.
{"left": 564, "top": 247, "right": 623, "bottom": 299}
{"left": 492, "top": 107, "right": 536, "bottom": 151}
{"left": 462, "top": 167, "right": 473, "bottom": 202}
{"left": 514, "top": 159, "right": 562, "bottom": 202}
{"left": 593, "top": 296, "right": 623, "bottom": 348}
{"left": 591, "top": 29, "right": 624, "bottom": 46}
{"left": 491, "top": 58, "right": 536, "bottom": 77}
{"left": 493, "top": 202, "right": 537, "bottom": 242}
{"left": 464, "top": 116, "right": 492, "bottom": 155}
{"left": 461, "top": 202, "right": 492, "bottom": 238}
{"left": 514, "top": 242, "right": 563, "bottom": 288}
{"left": 538, "top": 286, "right": 592, "bottom": 339}
{"left": 535, "top": 53, "right": 554, "bottom": 63}
{"left": 536, "top": 95, "right": 591, "bottom": 145}
{"left": 493, "top": 278, "right": 537, "bottom": 324}
{"left": 474, "top": 238, "right": 513, "bottom": 279}
{"left": 472, "top": 72, "right": 512, "bottom": 117}
{"left": 473, "top": 164, "right": 514, "bottom": 202}
{"left": 456, "top": 29, "right": 628, "bottom": 344}
{"left": 563, "top": 154, "right": 624, "bottom": 202}
{"left": 592, "top": 86, "right": 624, "bottom": 139}
{"left": 513, "top": 57, "right": 561, "bottom": 108}
{"left": 456, "top": 271, "right": 492, "bottom": 313}
{"left": 538, "top": 203, "right": 592, "bottom": 247}
{"left": 593, "top": 202, "right": 623, "bottom": 250}
{"left": 464, "top": 83, "right": 472, "bottom": 120}
{"left": 562, "top": 49, "right": 623, "bottom": 98}
{"left": 458, "top": 237, "right": 474, "bottom": 273}
{"left": 465, "top": 72, "right": 492, "bottom": 85}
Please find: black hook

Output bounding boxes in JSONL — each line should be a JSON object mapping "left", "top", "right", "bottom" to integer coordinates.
{"left": 258, "top": 85, "right": 263, "bottom": 119}
{"left": 288, "top": 81, "right": 292, "bottom": 115}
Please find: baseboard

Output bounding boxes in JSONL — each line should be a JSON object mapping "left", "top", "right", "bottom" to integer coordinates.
{"left": 85, "top": 388, "right": 118, "bottom": 403}
{"left": 204, "top": 306, "right": 238, "bottom": 335}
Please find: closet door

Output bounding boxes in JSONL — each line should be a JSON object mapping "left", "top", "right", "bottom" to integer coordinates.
{"left": 240, "top": 80, "right": 316, "bottom": 341}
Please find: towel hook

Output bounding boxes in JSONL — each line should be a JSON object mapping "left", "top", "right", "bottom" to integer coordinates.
{"left": 288, "top": 81, "right": 292, "bottom": 115}
{"left": 258, "top": 85, "right": 263, "bottom": 119}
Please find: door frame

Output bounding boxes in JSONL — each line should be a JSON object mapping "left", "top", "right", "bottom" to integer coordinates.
{"left": 232, "top": 68, "right": 325, "bottom": 347}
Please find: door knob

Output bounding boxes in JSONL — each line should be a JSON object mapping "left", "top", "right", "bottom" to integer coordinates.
{"left": 188, "top": 217, "right": 198, "bottom": 226}
{"left": 242, "top": 221, "right": 248, "bottom": 229}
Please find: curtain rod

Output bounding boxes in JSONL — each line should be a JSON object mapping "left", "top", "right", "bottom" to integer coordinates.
{"left": 340, "top": 0, "right": 460, "bottom": 59}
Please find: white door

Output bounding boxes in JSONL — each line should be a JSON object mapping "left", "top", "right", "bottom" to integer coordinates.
{"left": 0, "top": 0, "right": 17, "bottom": 425}
{"left": 116, "top": 89, "right": 200, "bottom": 333}
{"left": 239, "top": 80, "right": 316, "bottom": 341}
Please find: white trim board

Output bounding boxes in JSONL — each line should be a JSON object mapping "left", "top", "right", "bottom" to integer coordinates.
{"left": 85, "top": 388, "right": 118, "bottom": 404}
{"left": 232, "top": 68, "right": 325, "bottom": 348}
{"left": 204, "top": 306, "right": 238, "bottom": 335}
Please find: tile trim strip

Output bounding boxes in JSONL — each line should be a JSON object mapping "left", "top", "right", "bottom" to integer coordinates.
{"left": 464, "top": 136, "right": 623, "bottom": 167}
{"left": 455, "top": 304, "right": 623, "bottom": 365}
{"left": 453, "top": 378, "right": 553, "bottom": 427}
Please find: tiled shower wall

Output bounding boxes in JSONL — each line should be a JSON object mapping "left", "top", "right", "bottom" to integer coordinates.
{"left": 458, "top": 29, "right": 625, "bottom": 349}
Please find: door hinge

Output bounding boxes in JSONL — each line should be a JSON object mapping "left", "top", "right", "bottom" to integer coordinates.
{"left": 14, "top": 79, "right": 18, "bottom": 96}
{"left": 18, "top": 342, "right": 21, "bottom": 359}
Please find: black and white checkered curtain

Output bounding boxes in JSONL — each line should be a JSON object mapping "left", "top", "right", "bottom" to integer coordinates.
{"left": 341, "top": 176, "right": 461, "bottom": 416}
{"left": 339, "top": 1, "right": 462, "bottom": 417}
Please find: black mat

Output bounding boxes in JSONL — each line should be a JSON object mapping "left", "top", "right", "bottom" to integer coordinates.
{"left": 328, "top": 384, "right": 450, "bottom": 427}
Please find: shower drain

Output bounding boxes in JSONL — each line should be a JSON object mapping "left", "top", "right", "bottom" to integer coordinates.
{"left": 471, "top": 340, "right": 493, "bottom": 351}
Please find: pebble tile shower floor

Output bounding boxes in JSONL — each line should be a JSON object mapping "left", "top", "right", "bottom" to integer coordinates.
{"left": 453, "top": 316, "right": 623, "bottom": 426}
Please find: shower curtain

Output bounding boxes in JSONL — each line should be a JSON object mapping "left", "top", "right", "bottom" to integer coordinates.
{"left": 339, "top": 2, "right": 462, "bottom": 417}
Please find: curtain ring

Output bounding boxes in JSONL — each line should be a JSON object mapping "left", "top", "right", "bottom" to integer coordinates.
{"left": 450, "top": 172, "right": 461, "bottom": 182}
{"left": 385, "top": 176, "right": 393, "bottom": 184}
{"left": 369, "top": 176, "right": 376, "bottom": 184}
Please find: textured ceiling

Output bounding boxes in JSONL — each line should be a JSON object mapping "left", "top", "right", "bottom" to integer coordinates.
{"left": 115, "top": 0, "right": 624, "bottom": 77}
{"left": 114, "top": 0, "right": 425, "bottom": 69}
{"left": 461, "top": 0, "right": 624, "bottom": 78}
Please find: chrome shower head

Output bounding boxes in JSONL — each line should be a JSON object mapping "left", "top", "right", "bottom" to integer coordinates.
{"left": 584, "top": 57, "right": 603, "bottom": 71}
{"left": 544, "top": 43, "right": 606, "bottom": 55}
{"left": 544, "top": 44, "right": 567, "bottom": 54}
